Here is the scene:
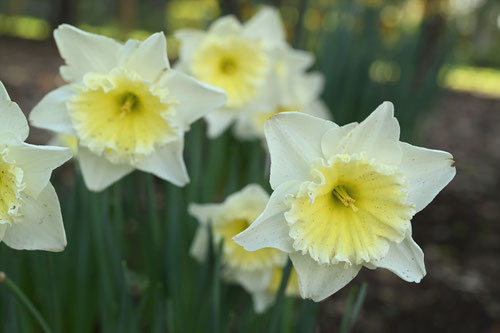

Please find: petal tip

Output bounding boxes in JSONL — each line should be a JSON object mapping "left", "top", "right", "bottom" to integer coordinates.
{"left": 378, "top": 101, "right": 395, "bottom": 116}
{"left": 0, "top": 81, "right": 11, "bottom": 101}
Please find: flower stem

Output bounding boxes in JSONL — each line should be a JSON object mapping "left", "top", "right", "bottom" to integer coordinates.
{"left": 269, "top": 260, "right": 293, "bottom": 333}
{"left": 339, "top": 283, "right": 368, "bottom": 333}
{"left": 211, "top": 239, "right": 224, "bottom": 333}
{"left": 0, "top": 271, "right": 53, "bottom": 333}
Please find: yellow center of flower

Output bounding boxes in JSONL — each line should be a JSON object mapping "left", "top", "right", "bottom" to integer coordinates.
{"left": 67, "top": 68, "right": 177, "bottom": 164}
{"left": 0, "top": 150, "right": 24, "bottom": 224}
{"left": 285, "top": 153, "right": 415, "bottom": 265}
{"left": 214, "top": 217, "right": 286, "bottom": 271}
{"left": 192, "top": 36, "right": 270, "bottom": 108}
{"left": 331, "top": 185, "right": 358, "bottom": 212}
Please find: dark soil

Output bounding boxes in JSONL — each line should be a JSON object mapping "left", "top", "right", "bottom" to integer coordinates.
{"left": 1, "top": 36, "right": 499, "bottom": 333}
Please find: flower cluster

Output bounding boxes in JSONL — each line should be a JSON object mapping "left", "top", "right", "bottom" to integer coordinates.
{"left": 175, "top": 7, "right": 329, "bottom": 140}
{"left": 1, "top": 4, "right": 456, "bottom": 313}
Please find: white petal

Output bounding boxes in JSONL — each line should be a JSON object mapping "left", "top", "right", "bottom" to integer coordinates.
{"left": 188, "top": 203, "right": 222, "bottom": 226}
{"left": 29, "top": 84, "right": 77, "bottom": 136}
{"left": 204, "top": 109, "right": 237, "bottom": 138}
{"left": 118, "top": 39, "right": 141, "bottom": 61}
{"left": 399, "top": 142, "right": 456, "bottom": 212}
{"left": 225, "top": 184, "right": 270, "bottom": 210}
{"left": 233, "top": 180, "right": 299, "bottom": 253}
{"left": 288, "top": 49, "right": 314, "bottom": 72}
{"left": 189, "top": 184, "right": 269, "bottom": 226}
{"left": 245, "top": 70, "right": 281, "bottom": 110}
{"left": 320, "top": 122, "right": 358, "bottom": 159}
{"left": 159, "top": 70, "right": 227, "bottom": 129}
{"left": 233, "top": 114, "right": 258, "bottom": 140}
{"left": 0, "top": 81, "right": 28, "bottom": 140}
{"left": 343, "top": 101, "right": 402, "bottom": 164}
{"left": 0, "top": 99, "right": 29, "bottom": 141}
{"left": 234, "top": 72, "right": 281, "bottom": 138}
{"left": 290, "top": 252, "right": 361, "bottom": 302}
{"left": 369, "top": 234, "right": 426, "bottom": 282}
{"left": 265, "top": 112, "right": 336, "bottom": 189}
{"left": 54, "top": 24, "right": 121, "bottom": 82}
{"left": 253, "top": 292, "right": 274, "bottom": 313}
{"left": 78, "top": 147, "right": 134, "bottom": 192}
{"left": 190, "top": 226, "right": 210, "bottom": 263}
{"left": 174, "top": 29, "right": 204, "bottom": 63}
{"left": 233, "top": 269, "right": 273, "bottom": 293}
{"left": 0, "top": 80, "right": 11, "bottom": 101}
{"left": 298, "top": 72, "right": 325, "bottom": 105}
{"left": 121, "top": 32, "right": 170, "bottom": 82}
{"left": 232, "top": 269, "right": 275, "bottom": 313}
{"left": 6, "top": 143, "right": 72, "bottom": 197}
{"left": 133, "top": 138, "right": 189, "bottom": 187}
{"left": 3, "top": 183, "right": 66, "bottom": 251}
{"left": 209, "top": 15, "right": 242, "bottom": 35}
{"left": 243, "top": 7, "right": 285, "bottom": 44}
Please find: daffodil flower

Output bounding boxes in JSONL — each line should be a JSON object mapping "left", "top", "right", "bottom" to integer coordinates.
{"left": 0, "top": 81, "right": 72, "bottom": 251}
{"left": 30, "top": 25, "right": 226, "bottom": 191}
{"left": 48, "top": 133, "right": 79, "bottom": 156}
{"left": 175, "top": 7, "right": 315, "bottom": 138}
{"left": 234, "top": 103, "right": 456, "bottom": 301}
{"left": 189, "top": 184, "right": 298, "bottom": 312}
{"left": 236, "top": 71, "right": 330, "bottom": 140}
{"left": 234, "top": 265, "right": 300, "bottom": 313}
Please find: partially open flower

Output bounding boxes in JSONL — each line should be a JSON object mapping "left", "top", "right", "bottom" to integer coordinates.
{"left": 234, "top": 103, "right": 456, "bottom": 301}
{"left": 175, "top": 7, "right": 317, "bottom": 139}
{"left": 30, "top": 25, "right": 226, "bottom": 191}
{"left": 189, "top": 184, "right": 298, "bottom": 312}
{"left": 0, "top": 81, "right": 72, "bottom": 251}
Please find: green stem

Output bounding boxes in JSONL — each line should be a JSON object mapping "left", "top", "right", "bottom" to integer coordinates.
{"left": 211, "top": 240, "right": 224, "bottom": 333}
{"left": 0, "top": 272, "right": 53, "bottom": 333}
{"left": 350, "top": 283, "right": 368, "bottom": 329}
{"left": 339, "top": 283, "right": 368, "bottom": 333}
{"left": 269, "top": 260, "right": 293, "bottom": 333}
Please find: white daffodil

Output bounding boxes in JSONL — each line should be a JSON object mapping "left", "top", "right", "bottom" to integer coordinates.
{"left": 234, "top": 265, "right": 299, "bottom": 313}
{"left": 235, "top": 70, "right": 330, "bottom": 141}
{"left": 234, "top": 103, "right": 456, "bottom": 302}
{"left": 30, "top": 25, "right": 226, "bottom": 191}
{"left": 189, "top": 184, "right": 298, "bottom": 313}
{"left": 48, "top": 133, "right": 79, "bottom": 156}
{"left": 0, "top": 81, "right": 72, "bottom": 251}
{"left": 175, "top": 7, "right": 315, "bottom": 139}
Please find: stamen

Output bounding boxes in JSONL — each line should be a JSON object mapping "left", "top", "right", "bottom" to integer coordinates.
{"left": 220, "top": 58, "right": 237, "bottom": 74}
{"left": 332, "top": 185, "right": 358, "bottom": 212}
{"left": 119, "top": 92, "right": 139, "bottom": 116}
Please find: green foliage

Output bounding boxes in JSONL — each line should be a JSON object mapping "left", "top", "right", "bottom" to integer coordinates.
{"left": 317, "top": 0, "right": 452, "bottom": 142}
{"left": 0, "top": 123, "right": 316, "bottom": 332}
